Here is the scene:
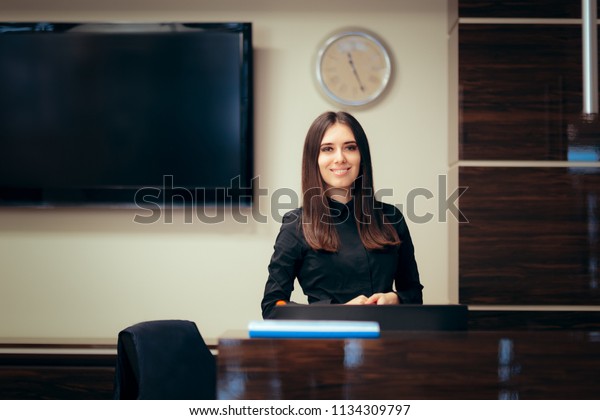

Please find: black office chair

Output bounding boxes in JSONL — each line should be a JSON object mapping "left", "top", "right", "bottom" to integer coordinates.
{"left": 113, "top": 320, "right": 216, "bottom": 400}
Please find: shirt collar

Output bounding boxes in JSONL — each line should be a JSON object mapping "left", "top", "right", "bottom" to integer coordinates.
{"left": 327, "top": 197, "right": 354, "bottom": 219}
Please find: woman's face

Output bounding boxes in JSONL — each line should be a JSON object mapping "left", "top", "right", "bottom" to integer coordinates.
{"left": 318, "top": 122, "right": 361, "bottom": 202}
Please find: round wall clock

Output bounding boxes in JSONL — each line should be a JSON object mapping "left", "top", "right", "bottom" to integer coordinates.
{"left": 315, "top": 30, "right": 393, "bottom": 107}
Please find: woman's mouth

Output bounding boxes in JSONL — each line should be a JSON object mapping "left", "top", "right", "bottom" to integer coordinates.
{"left": 331, "top": 168, "right": 350, "bottom": 176}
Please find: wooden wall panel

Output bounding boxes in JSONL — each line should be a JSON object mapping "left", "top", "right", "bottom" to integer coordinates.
{"left": 459, "top": 25, "right": 600, "bottom": 161}
{"left": 459, "top": 166, "right": 600, "bottom": 305}
{"left": 459, "top": 0, "right": 581, "bottom": 19}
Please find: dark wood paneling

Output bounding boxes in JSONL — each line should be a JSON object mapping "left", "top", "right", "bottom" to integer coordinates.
{"left": 469, "top": 310, "right": 600, "bottom": 330}
{"left": 0, "top": 354, "right": 115, "bottom": 399}
{"left": 459, "top": 24, "right": 600, "bottom": 161}
{"left": 459, "top": 0, "right": 581, "bottom": 19}
{"left": 459, "top": 166, "right": 600, "bottom": 305}
{"left": 218, "top": 331, "right": 600, "bottom": 399}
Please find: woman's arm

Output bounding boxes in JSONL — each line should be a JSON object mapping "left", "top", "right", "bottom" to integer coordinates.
{"left": 393, "top": 211, "right": 424, "bottom": 304}
{"left": 261, "top": 211, "right": 304, "bottom": 319}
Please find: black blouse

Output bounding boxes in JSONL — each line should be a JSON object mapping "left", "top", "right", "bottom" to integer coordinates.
{"left": 261, "top": 199, "right": 424, "bottom": 319}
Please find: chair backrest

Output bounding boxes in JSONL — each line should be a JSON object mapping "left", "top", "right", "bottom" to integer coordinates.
{"left": 113, "top": 320, "right": 216, "bottom": 399}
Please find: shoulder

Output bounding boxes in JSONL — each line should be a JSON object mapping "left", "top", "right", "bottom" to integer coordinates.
{"left": 274, "top": 208, "right": 306, "bottom": 250}
{"left": 280, "top": 207, "right": 302, "bottom": 226}
{"left": 278, "top": 208, "right": 303, "bottom": 238}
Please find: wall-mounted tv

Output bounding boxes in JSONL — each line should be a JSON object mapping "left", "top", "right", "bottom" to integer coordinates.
{"left": 0, "top": 22, "right": 253, "bottom": 207}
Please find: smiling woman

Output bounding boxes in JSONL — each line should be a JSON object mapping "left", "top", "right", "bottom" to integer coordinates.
{"left": 261, "top": 111, "right": 424, "bottom": 318}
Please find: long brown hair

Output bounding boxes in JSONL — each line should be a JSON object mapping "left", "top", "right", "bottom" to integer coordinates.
{"left": 301, "top": 111, "right": 400, "bottom": 252}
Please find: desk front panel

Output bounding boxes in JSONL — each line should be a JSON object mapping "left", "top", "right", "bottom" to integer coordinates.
{"left": 218, "top": 331, "right": 600, "bottom": 399}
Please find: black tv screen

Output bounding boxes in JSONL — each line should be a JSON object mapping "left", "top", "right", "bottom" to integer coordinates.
{"left": 0, "top": 22, "right": 253, "bottom": 206}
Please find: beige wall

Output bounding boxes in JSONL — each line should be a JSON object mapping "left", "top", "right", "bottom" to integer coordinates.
{"left": 0, "top": 0, "right": 452, "bottom": 340}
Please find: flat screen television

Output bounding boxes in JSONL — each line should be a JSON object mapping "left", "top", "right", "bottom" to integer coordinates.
{"left": 0, "top": 22, "right": 253, "bottom": 207}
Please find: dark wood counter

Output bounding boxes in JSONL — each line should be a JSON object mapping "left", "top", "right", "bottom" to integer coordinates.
{"left": 217, "top": 330, "right": 600, "bottom": 399}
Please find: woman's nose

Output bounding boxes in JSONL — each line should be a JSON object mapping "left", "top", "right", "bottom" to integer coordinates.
{"left": 333, "top": 148, "right": 346, "bottom": 163}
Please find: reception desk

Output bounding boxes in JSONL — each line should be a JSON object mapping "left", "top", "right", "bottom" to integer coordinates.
{"left": 217, "top": 330, "right": 600, "bottom": 399}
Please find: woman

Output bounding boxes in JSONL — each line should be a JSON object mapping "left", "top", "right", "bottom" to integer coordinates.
{"left": 261, "top": 111, "right": 423, "bottom": 319}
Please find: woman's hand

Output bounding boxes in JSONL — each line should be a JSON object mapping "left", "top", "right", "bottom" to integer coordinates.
{"left": 345, "top": 295, "right": 369, "bottom": 305}
{"left": 345, "top": 292, "right": 399, "bottom": 305}
{"left": 365, "top": 292, "right": 399, "bottom": 305}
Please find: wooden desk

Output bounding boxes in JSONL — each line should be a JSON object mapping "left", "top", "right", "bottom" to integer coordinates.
{"left": 217, "top": 330, "right": 600, "bottom": 399}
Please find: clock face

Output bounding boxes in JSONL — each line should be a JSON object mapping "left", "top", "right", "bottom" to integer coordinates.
{"left": 316, "top": 31, "right": 392, "bottom": 107}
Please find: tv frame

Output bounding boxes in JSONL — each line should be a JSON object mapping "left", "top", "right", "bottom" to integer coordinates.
{"left": 0, "top": 21, "right": 254, "bottom": 208}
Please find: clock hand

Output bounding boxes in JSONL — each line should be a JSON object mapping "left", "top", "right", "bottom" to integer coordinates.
{"left": 347, "top": 52, "right": 365, "bottom": 92}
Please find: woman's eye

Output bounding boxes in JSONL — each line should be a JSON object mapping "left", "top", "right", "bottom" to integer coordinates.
{"left": 320, "top": 147, "right": 332, "bottom": 152}
{"left": 346, "top": 145, "right": 358, "bottom": 151}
